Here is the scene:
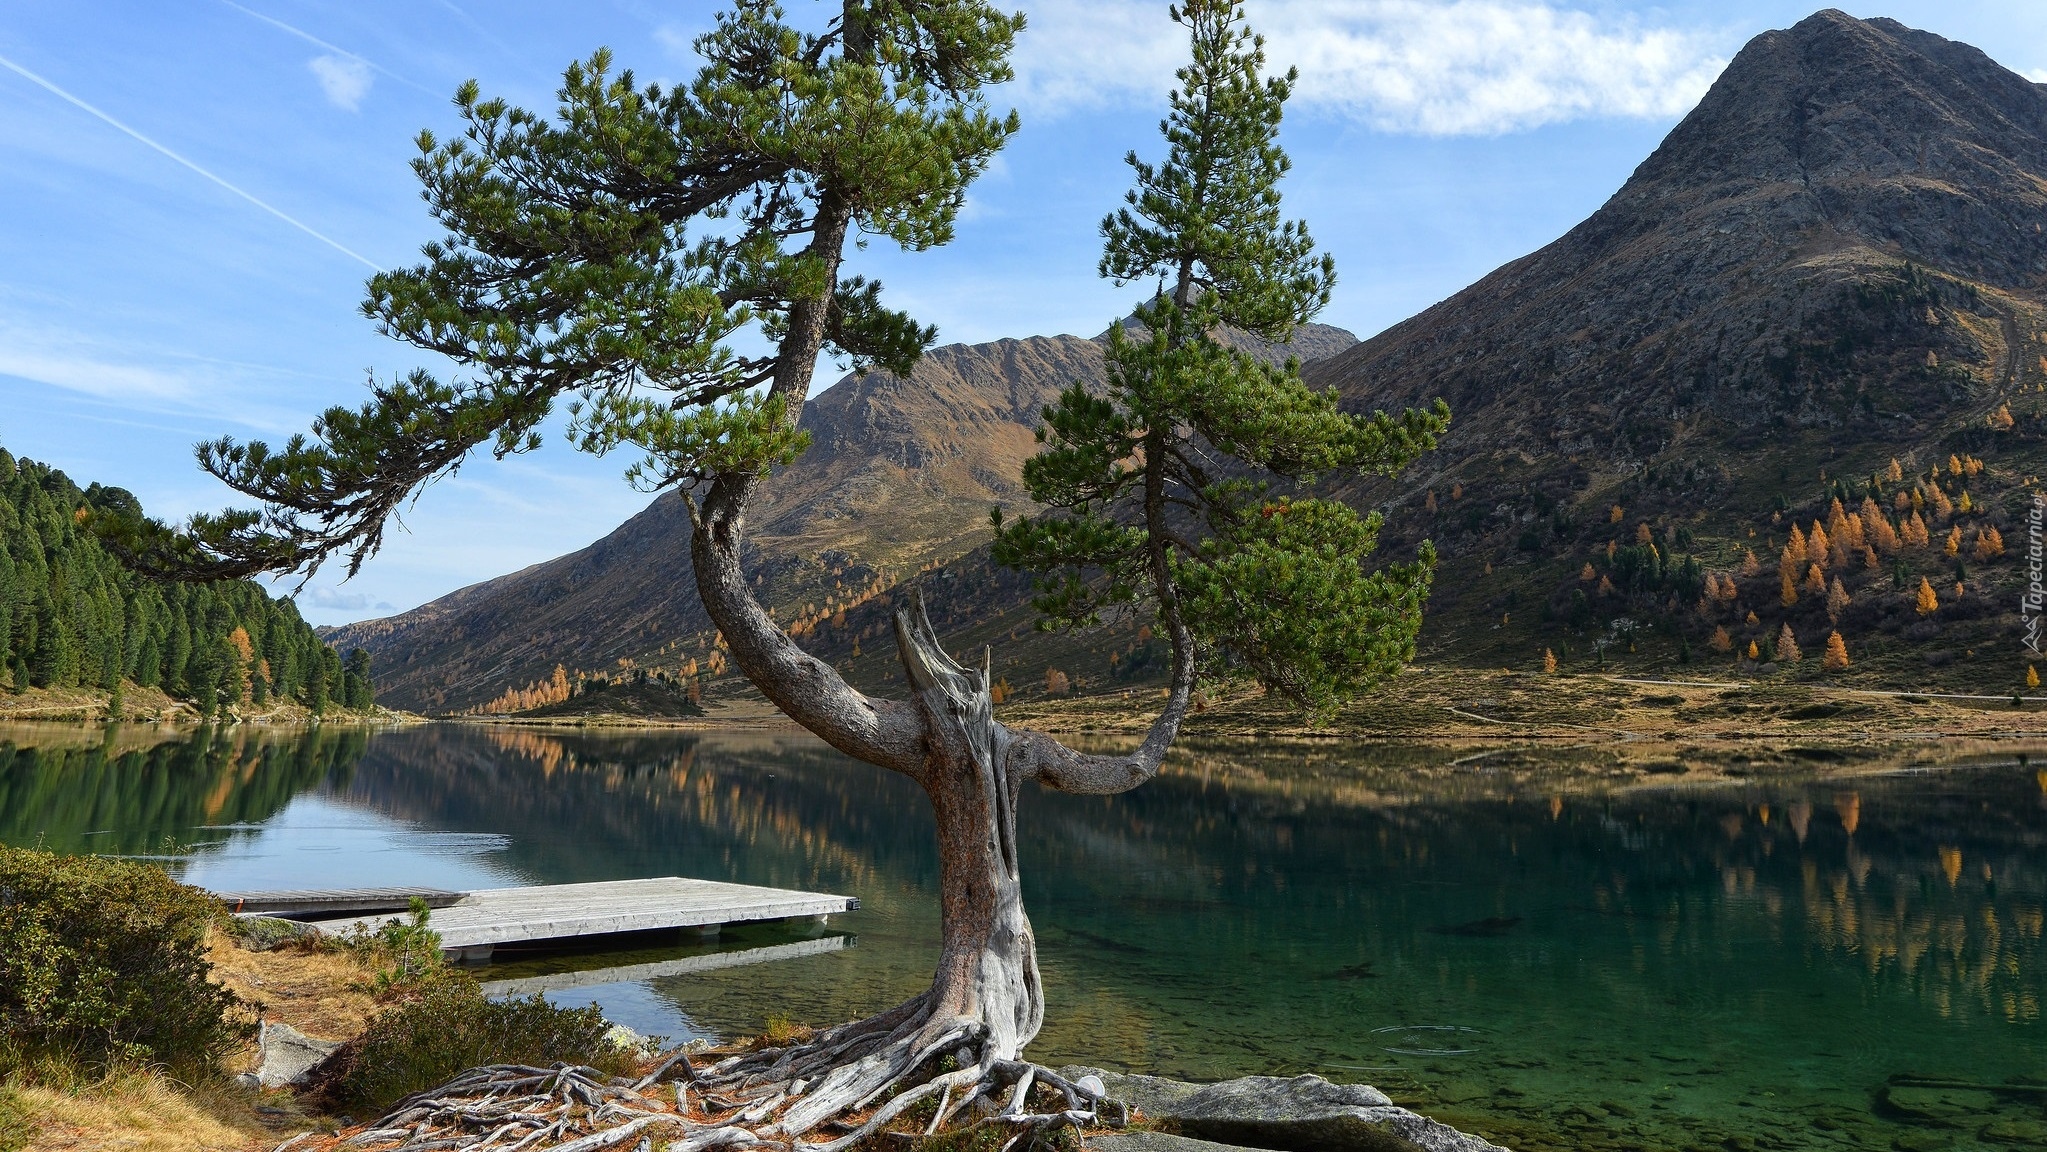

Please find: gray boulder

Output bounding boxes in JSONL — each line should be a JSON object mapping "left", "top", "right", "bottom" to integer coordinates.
{"left": 1062, "top": 1068, "right": 1510, "bottom": 1152}
{"left": 252, "top": 1021, "right": 343, "bottom": 1088}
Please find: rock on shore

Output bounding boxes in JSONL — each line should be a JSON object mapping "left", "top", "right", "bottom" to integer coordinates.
{"left": 1061, "top": 1067, "right": 1511, "bottom": 1152}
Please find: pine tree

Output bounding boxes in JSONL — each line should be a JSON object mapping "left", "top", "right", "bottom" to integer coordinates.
{"left": 1887, "top": 457, "right": 1904, "bottom": 483}
{"left": 1822, "top": 631, "right": 1850, "bottom": 671}
{"left": 1808, "top": 522, "right": 1831, "bottom": 569}
{"left": 1746, "top": 639, "right": 1760, "bottom": 660}
{"left": 1780, "top": 570, "right": 1799, "bottom": 607}
{"left": 1542, "top": 648, "right": 1557, "bottom": 674}
{"left": 1944, "top": 525, "right": 1962, "bottom": 556}
{"left": 68, "top": 1, "right": 1436, "bottom": 1128}
{"left": 1863, "top": 498, "right": 1899, "bottom": 554}
{"left": 1804, "top": 564, "right": 1826, "bottom": 597}
{"left": 1916, "top": 576, "right": 1940, "bottom": 616}
{"left": 2029, "top": 665, "right": 2040, "bottom": 689}
{"left": 1580, "top": 561, "right": 1596, "bottom": 581}
{"left": 1709, "top": 625, "right": 1732, "bottom": 652}
{"left": 1740, "top": 548, "right": 1761, "bottom": 577}
{"left": 998, "top": 0, "right": 1447, "bottom": 718}
{"left": 1826, "top": 577, "right": 1851, "bottom": 623}
{"left": 1777, "top": 623, "right": 1800, "bottom": 663}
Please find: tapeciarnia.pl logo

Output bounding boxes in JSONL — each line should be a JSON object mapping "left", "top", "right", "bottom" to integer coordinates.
{"left": 2024, "top": 492, "right": 2044, "bottom": 654}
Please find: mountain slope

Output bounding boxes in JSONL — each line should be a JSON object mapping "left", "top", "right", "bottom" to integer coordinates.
{"left": 329, "top": 326, "right": 1354, "bottom": 713}
{"left": 1312, "top": 8, "right": 2047, "bottom": 460}
{"left": 1294, "top": 8, "right": 2047, "bottom": 685}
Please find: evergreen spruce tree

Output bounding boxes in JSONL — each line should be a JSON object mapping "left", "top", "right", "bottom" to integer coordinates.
{"left": 993, "top": 0, "right": 1445, "bottom": 719}
{"left": 342, "top": 648, "right": 375, "bottom": 711}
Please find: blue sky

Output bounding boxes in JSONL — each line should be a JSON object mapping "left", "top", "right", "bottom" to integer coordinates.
{"left": 3, "top": 1, "right": 2045, "bottom": 625}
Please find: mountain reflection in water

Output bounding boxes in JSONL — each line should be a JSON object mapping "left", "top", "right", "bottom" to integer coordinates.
{"left": 1, "top": 722, "right": 2041, "bottom": 1152}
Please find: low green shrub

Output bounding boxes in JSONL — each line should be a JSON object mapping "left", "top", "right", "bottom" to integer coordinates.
{"left": 321, "top": 979, "right": 634, "bottom": 1114}
{"left": 339, "top": 896, "right": 448, "bottom": 999}
{"left": 0, "top": 846, "right": 249, "bottom": 1077}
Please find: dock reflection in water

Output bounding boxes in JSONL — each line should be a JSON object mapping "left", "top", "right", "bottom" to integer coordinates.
{"left": 1, "top": 722, "right": 2041, "bottom": 1152}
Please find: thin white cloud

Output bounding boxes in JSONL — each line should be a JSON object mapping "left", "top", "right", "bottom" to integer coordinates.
{"left": 0, "top": 343, "right": 193, "bottom": 403}
{"left": 2029, "top": 68, "right": 2047, "bottom": 83}
{"left": 0, "top": 52, "right": 381, "bottom": 269}
{"left": 1009, "top": 0, "right": 1728, "bottom": 135}
{"left": 217, "top": 0, "right": 432, "bottom": 96}
{"left": 309, "top": 54, "right": 373, "bottom": 110}
{"left": 0, "top": 319, "right": 314, "bottom": 433}
{"left": 304, "top": 586, "right": 387, "bottom": 610}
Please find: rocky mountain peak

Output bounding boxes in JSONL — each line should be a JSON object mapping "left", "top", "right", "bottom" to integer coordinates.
{"left": 1597, "top": 9, "right": 2047, "bottom": 289}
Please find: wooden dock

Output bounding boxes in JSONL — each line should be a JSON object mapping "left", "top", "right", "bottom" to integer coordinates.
{"left": 292, "top": 877, "right": 858, "bottom": 961}
{"left": 478, "top": 935, "right": 851, "bottom": 996}
{"left": 214, "top": 887, "right": 465, "bottom": 917}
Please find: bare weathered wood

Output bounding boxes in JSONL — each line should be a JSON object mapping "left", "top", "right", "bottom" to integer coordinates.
{"left": 478, "top": 937, "right": 850, "bottom": 997}
{"left": 213, "top": 887, "right": 464, "bottom": 916}
{"left": 299, "top": 877, "right": 856, "bottom": 953}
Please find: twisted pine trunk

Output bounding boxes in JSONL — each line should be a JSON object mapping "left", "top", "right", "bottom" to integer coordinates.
{"left": 665, "top": 191, "right": 1185, "bottom": 1145}
{"left": 895, "top": 602, "right": 1044, "bottom": 1063}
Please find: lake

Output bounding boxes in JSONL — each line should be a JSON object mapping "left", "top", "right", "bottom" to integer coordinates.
{"left": 2, "top": 722, "right": 2042, "bottom": 1152}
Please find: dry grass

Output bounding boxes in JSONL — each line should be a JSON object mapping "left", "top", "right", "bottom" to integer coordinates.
{"left": 9, "top": 1071, "right": 301, "bottom": 1152}
{"left": 1006, "top": 667, "right": 2047, "bottom": 747}
{"left": 4, "top": 932, "right": 371, "bottom": 1152}
{"left": 204, "top": 932, "right": 383, "bottom": 1060}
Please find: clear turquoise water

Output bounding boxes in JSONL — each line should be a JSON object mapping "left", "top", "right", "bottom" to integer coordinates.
{"left": 2, "top": 723, "right": 2042, "bottom": 1152}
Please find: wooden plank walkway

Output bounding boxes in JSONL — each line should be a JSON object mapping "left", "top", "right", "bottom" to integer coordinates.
{"left": 298, "top": 877, "right": 858, "bottom": 960}
{"left": 478, "top": 936, "right": 850, "bottom": 996}
{"left": 214, "top": 887, "right": 465, "bottom": 917}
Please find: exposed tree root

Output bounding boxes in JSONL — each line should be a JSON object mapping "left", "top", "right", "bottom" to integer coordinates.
{"left": 299, "top": 1000, "right": 1128, "bottom": 1152}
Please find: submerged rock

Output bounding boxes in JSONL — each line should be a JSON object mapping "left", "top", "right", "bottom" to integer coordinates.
{"left": 1061, "top": 1067, "right": 1511, "bottom": 1152}
{"left": 1880, "top": 1084, "right": 2000, "bottom": 1123}
{"left": 1093, "top": 1135, "right": 1263, "bottom": 1152}
{"left": 1980, "top": 1117, "right": 2047, "bottom": 1144}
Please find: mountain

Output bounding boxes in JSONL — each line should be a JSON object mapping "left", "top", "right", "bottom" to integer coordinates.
{"left": 1289, "top": 9, "right": 2047, "bottom": 685}
{"left": 327, "top": 325, "right": 1357, "bottom": 713}
{"left": 1312, "top": 8, "right": 2047, "bottom": 463}
{"left": 780, "top": 9, "right": 2047, "bottom": 699}
{"left": 341, "top": 9, "right": 2047, "bottom": 710}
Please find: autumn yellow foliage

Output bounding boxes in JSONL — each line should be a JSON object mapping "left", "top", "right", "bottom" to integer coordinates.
{"left": 1776, "top": 623, "right": 1800, "bottom": 663}
{"left": 1822, "top": 631, "right": 1850, "bottom": 671}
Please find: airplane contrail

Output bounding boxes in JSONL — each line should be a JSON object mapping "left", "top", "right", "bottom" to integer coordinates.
{"left": 216, "top": 0, "right": 437, "bottom": 96}
{"left": 0, "top": 51, "right": 382, "bottom": 272}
